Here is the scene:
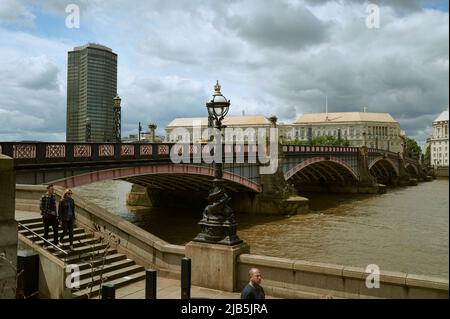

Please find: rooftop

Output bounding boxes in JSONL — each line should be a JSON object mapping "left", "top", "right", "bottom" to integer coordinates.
{"left": 73, "top": 43, "right": 113, "bottom": 52}
{"left": 434, "top": 109, "right": 449, "bottom": 122}
{"left": 295, "top": 112, "right": 398, "bottom": 124}
{"left": 166, "top": 115, "right": 272, "bottom": 128}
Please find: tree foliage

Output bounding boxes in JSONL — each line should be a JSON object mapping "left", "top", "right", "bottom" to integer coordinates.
{"left": 282, "top": 135, "right": 350, "bottom": 146}
{"left": 405, "top": 137, "right": 422, "bottom": 160}
{"left": 424, "top": 144, "right": 431, "bottom": 164}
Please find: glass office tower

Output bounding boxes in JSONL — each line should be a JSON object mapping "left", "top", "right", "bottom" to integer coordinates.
{"left": 66, "top": 43, "right": 117, "bottom": 142}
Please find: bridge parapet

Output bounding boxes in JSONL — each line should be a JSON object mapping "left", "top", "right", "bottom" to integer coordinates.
{"left": 0, "top": 142, "right": 264, "bottom": 166}
{"left": 0, "top": 142, "right": 172, "bottom": 164}
{"left": 282, "top": 145, "right": 359, "bottom": 154}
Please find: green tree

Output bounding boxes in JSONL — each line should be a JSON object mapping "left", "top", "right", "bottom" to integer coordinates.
{"left": 268, "top": 116, "right": 278, "bottom": 126}
{"left": 424, "top": 144, "right": 431, "bottom": 164}
{"left": 282, "top": 135, "right": 350, "bottom": 146}
{"left": 405, "top": 137, "right": 422, "bottom": 160}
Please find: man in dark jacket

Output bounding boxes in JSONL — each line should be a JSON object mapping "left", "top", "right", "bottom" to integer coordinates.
{"left": 241, "top": 268, "right": 265, "bottom": 299}
{"left": 39, "top": 184, "right": 59, "bottom": 247}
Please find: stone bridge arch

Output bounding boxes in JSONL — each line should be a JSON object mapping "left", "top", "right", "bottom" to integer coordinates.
{"left": 405, "top": 162, "right": 419, "bottom": 177}
{"left": 369, "top": 156, "right": 400, "bottom": 184}
{"left": 50, "top": 164, "right": 262, "bottom": 193}
{"left": 284, "top": 156, "right": 359, "bottom": 186}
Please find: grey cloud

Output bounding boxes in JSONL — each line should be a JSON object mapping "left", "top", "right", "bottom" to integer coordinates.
{"left": 16, "top": 57, "right": 60, "bottom": 90}
{"left": 120, "top": 76, "right": 208, "bottom": 137}
{"left": 303, "top": 0, "right": 424, "bottom": 12}
{"left": 0, "top": 53, "right": 65, "bottom": 141}
{"left": 215, "top": 0, "right": 329, "bottom": 51}
{"left": 0, "top": 0, "right": 447, "bottom": 146}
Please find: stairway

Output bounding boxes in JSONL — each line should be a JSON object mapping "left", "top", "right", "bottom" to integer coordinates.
{"left": 17, "top": 202, "right": 146, "bottom": 299}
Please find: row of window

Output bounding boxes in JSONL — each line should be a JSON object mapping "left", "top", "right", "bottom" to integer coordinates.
{"left": 433, "top": 153, "right": 448, "bottom": 158}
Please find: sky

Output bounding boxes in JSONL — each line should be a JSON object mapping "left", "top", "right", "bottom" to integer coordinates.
{"left": 0, "top": 0, "right": 448, "bottom": 148}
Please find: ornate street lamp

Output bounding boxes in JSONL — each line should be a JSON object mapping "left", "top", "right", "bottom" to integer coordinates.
{"left": 113, "top": 95, "right": 122, "bottom": 142}
{"left": 193, "top": 81, "right": 242, "bottom": 246}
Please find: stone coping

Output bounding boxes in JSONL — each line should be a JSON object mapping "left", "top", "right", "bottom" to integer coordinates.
{"left": 238, "top": 254, "right": 449, "bottom": 291}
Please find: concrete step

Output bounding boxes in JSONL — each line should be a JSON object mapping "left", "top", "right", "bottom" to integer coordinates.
{"left": 73, "top": 270, "right": 146, "bottom": 299}
{"left": 43, "top": 237, "right": 102, "bottom": 252}
{"left": 18, "top": 220, "right": 45, "bottom": 229}
{"left": 76, "top": 264, "right": 144, "bottom": 290}
{"left": 78, "top": 259, "right": 136, "bottom": 280}
{"left": 15, "top": 202, "right": 40, "bottom": 213}
{"left": 19, "top": 226, "right": 85, "bottom": 237}
{"left": 33, "top": 232, "right": 93, "bottom": 246}
{"left": 76, "top": 253, "right": 128, "bottom": 271}
{"left": 64, "top": 248, "right": 118, "bottom": 264}
{"left": 16, "top": 198, "right": 40, "bottom": 204}
{"left": 16, "top": 216, "right": 43, "bottom": 224}
{"left": 53, "top": 242, "right": 109, "bottom": 258}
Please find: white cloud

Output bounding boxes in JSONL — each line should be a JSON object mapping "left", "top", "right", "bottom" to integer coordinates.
{"left": 0, "top": 0, "right": 35, "bottom": 26}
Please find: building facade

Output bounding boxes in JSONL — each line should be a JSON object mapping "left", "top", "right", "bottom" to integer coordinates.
{"left": 281, "top": 112, "right": 403, "bottom": 153}
{"left": 165, "top": 115, "right": 272, "bottom": 143}
{"left": 429, "top": 109, "right": 449, "bottom": 167}
{"left": 66, "top": 43, "right": 118, "bottom": 142}
{"left": 164, "top": 112, "right": 404, "bottom": 153}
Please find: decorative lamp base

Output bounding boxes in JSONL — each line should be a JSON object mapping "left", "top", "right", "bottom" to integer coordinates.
{"left": 193, "top": 219, "right": 242, "bottom": 246}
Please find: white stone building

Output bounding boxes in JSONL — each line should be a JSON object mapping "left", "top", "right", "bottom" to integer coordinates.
{"left": 281, "top": 112, "right": 403, "bottom": 152}
{"left": 165, "top": 115, "right": 272, "bottom": 143}
{"left": 429, "top": 109, "right": 449, "bottom": 167}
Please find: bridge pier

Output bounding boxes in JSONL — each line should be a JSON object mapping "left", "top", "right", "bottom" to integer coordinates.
{"left": 138, "top": 187, "right": 309, "bottom": 215}
{"left": 126, "top": 184, "right": 152, "bottom": 206}
{"left": 397, "top": 155, "right": 416, "bottom": 186}
{"left": 356, "top": 146, "right": 386, "bottom": 193}
{"left": 256, "top": 143, "right": 310, "bottom": 214}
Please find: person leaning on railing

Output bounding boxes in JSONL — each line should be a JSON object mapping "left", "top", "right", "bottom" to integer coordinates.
{"left": 58, "top": 189, "right": 76, "bottom": 250}
{"left": 39, "top": 184, "right": 59, "bottom": 247}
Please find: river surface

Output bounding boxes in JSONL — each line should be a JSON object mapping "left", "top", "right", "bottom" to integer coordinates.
{"left": 74, "top": 179, "right": 449, "bottom": 278}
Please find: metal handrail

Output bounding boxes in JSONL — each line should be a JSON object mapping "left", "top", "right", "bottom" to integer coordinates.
{"left": 18, "top": 221, "right": 69, "bottom": 255}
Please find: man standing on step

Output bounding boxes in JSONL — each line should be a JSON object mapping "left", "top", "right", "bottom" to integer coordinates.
{"left": 39, "top": 184, "right": 59, "bottom": 247}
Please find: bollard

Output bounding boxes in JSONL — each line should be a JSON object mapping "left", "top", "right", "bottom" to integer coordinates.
{"left": 102, "top": 283, "right": 116, "bottom": 299}
{"left": 145, "top": 269, "right": 157, "bottom": 299}
{"left": 181, "top": 257, "right": 191, "bottom": 299}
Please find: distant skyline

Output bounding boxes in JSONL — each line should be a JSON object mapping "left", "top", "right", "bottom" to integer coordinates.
{"left": 0, "top": 0, "right": 448, "bottom": 147}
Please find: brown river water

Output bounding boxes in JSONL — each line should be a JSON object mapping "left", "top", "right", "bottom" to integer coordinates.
{"left": 75, "top": 179, "right": 449, "bottom": 278}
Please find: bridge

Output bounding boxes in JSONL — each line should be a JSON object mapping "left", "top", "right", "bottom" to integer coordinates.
{"left": 0, "top": 142, "right": 428, "bottom": 214}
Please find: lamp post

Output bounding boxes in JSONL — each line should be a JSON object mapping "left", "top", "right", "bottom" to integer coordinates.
{"left": 193, "top": 81, "right": 242, "bottom": 246}
{"left": 138, "top": 122, "right": 142, "bottom": 142}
